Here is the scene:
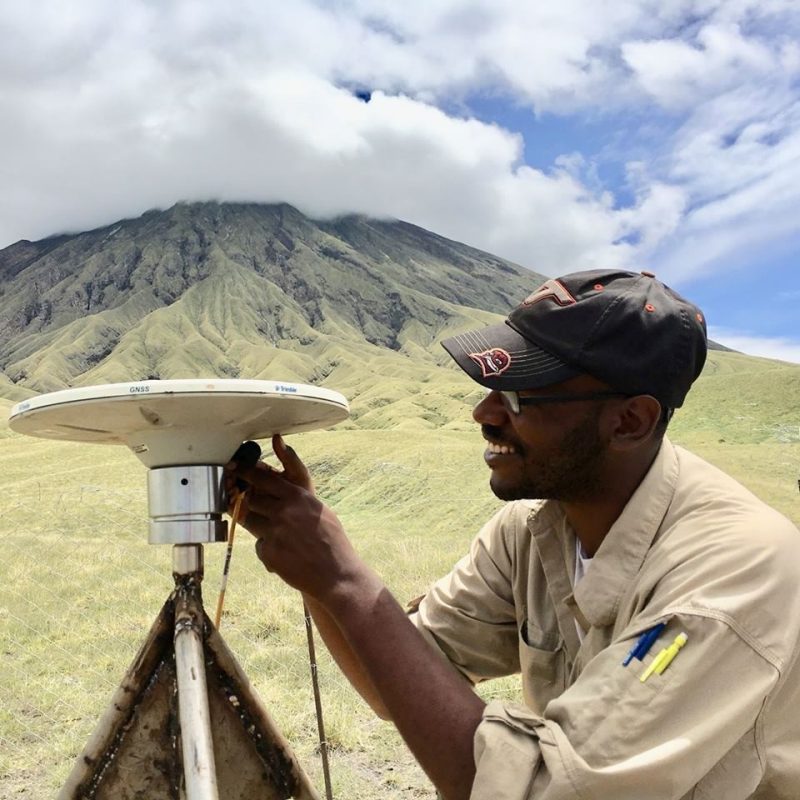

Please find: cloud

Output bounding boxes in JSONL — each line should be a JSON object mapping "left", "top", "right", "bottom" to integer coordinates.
{"left": 618, "top": 13, "right": 800, "bottom": 281}
{"left": 709, "top": 327, "right": 800, "bottom": 365}
{"left": 0, "top": 0, "right": 797, "bottom": 293}
{"left": 647, "top": 77, "right": 800, "bottom": 280}
{"left": 0, "top": 21, "right": 678, "bottom": 273}
{"left": 622, "top": 23, "right": 777, "bottom": 111}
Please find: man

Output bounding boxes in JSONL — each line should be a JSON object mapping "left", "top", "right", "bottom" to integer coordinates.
{"left": 230, "top": 269, "right": 800, "bottom": 800}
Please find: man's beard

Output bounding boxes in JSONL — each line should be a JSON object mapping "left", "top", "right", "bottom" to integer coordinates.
{"left": 489, "top": 407, "right": 609, "bottom": 503}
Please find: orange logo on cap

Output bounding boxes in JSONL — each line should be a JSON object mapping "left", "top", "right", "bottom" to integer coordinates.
{"left": 523, "top": 279, "right": 576, "bottom": 307}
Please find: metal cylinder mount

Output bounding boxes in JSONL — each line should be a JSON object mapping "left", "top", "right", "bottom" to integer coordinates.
{"left": 172, "top": 543, "right": 204, "bottom": 576}
{"left": 147, "top": 465, "right": 228, "bottom": 544}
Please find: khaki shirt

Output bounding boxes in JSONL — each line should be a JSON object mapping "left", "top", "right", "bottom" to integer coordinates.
{"left": 412, "top": 438, "right": 800, "bottom": 799}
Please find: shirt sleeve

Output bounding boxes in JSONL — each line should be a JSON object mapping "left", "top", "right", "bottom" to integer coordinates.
{"left": 410, "top": 503, "right": 528, "bottom": 685}
{"left": 471, "top": 612, "right": 777, "bottom": 800}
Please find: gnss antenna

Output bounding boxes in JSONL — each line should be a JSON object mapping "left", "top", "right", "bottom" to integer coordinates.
{"left": 9, "top": 379, "right": 349, "bottom": 800}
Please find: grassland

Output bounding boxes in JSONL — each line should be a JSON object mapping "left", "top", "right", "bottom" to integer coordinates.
{"left": 1, "top": 348, "right": 798, "bottom": 798}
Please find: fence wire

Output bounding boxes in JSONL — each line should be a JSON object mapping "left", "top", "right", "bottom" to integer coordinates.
{"left": 0, "top": 478, "right": 434, "bottom": 799}
{"left": 0, "top": 414, "right": 517, "bottom": 800}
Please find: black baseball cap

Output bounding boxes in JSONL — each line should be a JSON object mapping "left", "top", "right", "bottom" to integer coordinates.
{"left": 441, "top": 269, "right": 707, "bottom": 409}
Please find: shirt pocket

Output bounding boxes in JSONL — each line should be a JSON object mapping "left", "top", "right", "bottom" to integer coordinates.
{"left": 519, "top": 619, "right": 566, "bottom": 712}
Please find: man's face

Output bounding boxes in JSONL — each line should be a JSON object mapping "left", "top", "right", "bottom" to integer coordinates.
{"left": 472, "top": 378, "right": 613, "bottom": 503}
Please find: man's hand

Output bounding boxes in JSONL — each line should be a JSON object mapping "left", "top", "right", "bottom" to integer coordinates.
{"left": 267, "top": 433, "right": 315, "bottom": 493}
{"left": 226, "top": 435, "right": 483, "bottom": 800}
{"left": 226, "top": 435, "right": 380, "bottom": 608}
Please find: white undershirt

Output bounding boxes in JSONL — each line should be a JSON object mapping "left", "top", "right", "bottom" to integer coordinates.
{"left": 573, "top": 540, "right": 593, "bottom": 642}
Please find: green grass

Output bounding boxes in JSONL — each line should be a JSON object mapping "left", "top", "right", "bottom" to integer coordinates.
{"left": 1, "top": 349, "right": 799, "bottom": 798}
{"left": 0, "top": 428, "right": 498, "bottom": 799}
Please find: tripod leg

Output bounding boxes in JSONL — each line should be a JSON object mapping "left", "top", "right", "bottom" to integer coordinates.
{"left": 175, "top": 573, "right": 219, "bottom": 800}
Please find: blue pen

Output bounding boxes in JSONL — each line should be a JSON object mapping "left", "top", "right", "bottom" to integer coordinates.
{"left": 622, "top": 621, "right": 667, "bottom": 666}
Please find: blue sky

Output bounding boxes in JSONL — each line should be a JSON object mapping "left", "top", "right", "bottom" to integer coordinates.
{"left": 465, "top": 88, "right": 800, "bottom": 361}
{"left": 0, "top": 1, "right": 798, "bottom": 362}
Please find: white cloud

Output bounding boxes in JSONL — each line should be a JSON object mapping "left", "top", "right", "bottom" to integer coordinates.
{"left": 709, "top": 327, "right": 800, "bottom": 365}
{"left": 617, "top": 12, "right": 800, "bottom": 282}
{"left": 647, "top": 76, "right": 800, "bottom": 280}
{"left": 0, "top": 15, "right": 682, "bottom": 273}
{"left": 622, "top": 23, "right": 777, "bottom": 111}
{"left": 0, "top": 0, "right": 797, "bottom": 294}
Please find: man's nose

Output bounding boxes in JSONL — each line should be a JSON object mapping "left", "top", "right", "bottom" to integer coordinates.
{"left": 473, "top": 390, "right": 509, "bottom": 425}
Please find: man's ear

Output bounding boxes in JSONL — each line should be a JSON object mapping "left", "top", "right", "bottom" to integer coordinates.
{"left": 606, "top": 395, "right": 662, "bottom": 451}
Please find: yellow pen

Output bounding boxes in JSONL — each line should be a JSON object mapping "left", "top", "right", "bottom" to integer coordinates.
{"left": 640, "top": 632, "right": 688, "bottom": 683}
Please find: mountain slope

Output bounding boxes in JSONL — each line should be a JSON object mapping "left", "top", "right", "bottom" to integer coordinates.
{"left": 0, "top": 202, "right": 543, "bottom": 399}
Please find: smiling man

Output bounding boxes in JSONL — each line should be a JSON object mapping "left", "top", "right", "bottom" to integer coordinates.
{"left": 232, "top": 270, "right": 800, "bottom": 800}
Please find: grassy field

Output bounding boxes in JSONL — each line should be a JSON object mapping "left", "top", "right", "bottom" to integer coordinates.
{"left": 1, "top": 349, "right": 798, "bottom": 798}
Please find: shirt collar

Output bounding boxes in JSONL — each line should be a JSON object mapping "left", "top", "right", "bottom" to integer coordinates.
{"left": 527, "top": 502, "right": 583, "bottom": 655}
{"left": 572, "top": 437, "right": 679, "bottom": 628}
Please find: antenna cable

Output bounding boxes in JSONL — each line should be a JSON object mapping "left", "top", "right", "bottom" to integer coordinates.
{"left": 214, "top": 489, "right": 245, "bottom": 628}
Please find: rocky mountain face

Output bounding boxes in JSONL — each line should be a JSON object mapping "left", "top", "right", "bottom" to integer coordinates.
{"left": 0, "top": 202, "right": 544, "bottom": 403}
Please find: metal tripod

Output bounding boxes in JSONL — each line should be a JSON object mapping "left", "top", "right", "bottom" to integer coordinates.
{"left": 57, "top": 547, "right": 322, "bottom": 799}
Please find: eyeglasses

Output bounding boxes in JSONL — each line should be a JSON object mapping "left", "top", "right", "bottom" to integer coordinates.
{"left": 491, "top": 389, "right": 629, "bottom": 415}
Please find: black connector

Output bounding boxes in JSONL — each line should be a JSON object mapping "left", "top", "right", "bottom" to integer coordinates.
{"left": 231, "top": 440, "right": 262, "bottom": 492}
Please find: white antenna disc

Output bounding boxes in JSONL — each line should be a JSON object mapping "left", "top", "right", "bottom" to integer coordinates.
{"left": 8, "top": 379, "right": 349, "bottom": 468}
